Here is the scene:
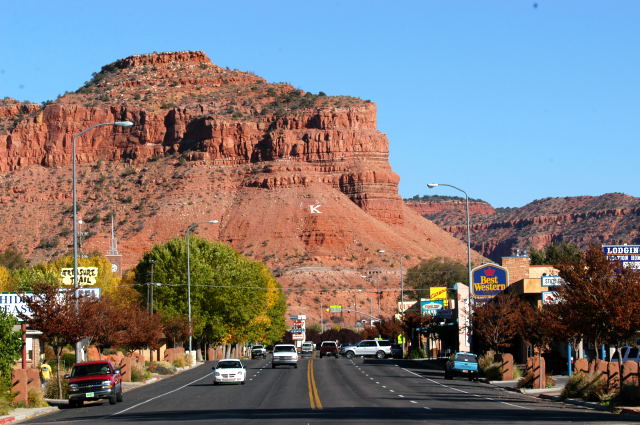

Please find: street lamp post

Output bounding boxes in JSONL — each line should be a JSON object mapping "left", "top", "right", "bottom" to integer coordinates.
{"left": 427, "top": 183, "right": 473, "bottom": 349}
{"left": 376, "top": 250, "right": 403, "bottom": 315}
{"left": 72, "top": 121, "right": 133, "bottom": 362}
{"left": 360, "top": 275, "right": 381, "bottom": 319}
{"left": 186, "top": 220, "right": 219, "bottom": 362}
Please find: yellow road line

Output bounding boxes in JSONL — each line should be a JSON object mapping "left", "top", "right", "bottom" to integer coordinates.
{"left": 307, "top": 359, "right": 323, "bottom": 409}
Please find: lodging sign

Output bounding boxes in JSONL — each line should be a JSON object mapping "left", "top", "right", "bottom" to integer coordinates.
{"left": 471, "top": 263, "right": 509, "bottom": 299}
{"left": 602, "top": 245, "right": 640, "bottom": 269}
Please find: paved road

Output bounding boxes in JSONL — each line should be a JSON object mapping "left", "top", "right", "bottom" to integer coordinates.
{"left": 24, "top": 356, "right": 636, "bottom": 424}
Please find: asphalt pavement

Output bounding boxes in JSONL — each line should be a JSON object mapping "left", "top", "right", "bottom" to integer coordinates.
{"left": 20, "top": 356, "right": 638, "bottom": 424}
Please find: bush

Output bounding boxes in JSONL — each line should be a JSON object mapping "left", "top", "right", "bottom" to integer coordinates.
{"left": 518, "top": 372, "right": 556, "bottom": 389}
{"left": 61, "top": 353, "right": 76, "bottom": 369}
{"left": 0, "top": 392, "right": 12, "bottom": 415}
{"left": 131, "top": 365, "right": 151, "bottom": 382}
{"left": 561, "top": 372, "right": 607, "bottom": 400}
{"left": 478, "top": 351, "right": 502, "bottom": 380}
{"left": 27, "top": 388, "right": 48, "bottom": 407}
{"left": 44, "top": 371, "right": 69, "bottom": 399}
{"left": 172, "top": 354, "right": 190, "bottom": 368}
{"left": 407, "top": 348, "right": 425, "bottom": 359}
{"left": 146, "top": 361, "right": 176, "bottom": 375}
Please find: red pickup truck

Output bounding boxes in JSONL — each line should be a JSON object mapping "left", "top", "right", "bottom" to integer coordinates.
{"left": 319, "top": 341, "right": 339, "bottom": 358}
{"left": 65, "top": 360, "right": 123, "bottom": 407}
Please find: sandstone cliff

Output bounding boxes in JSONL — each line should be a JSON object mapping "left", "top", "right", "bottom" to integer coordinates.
{"left": 0, "top": 51, "right": 478, "bottom": 323}
{"left": 406, "top": 193, "right": 640, "bottom": 261}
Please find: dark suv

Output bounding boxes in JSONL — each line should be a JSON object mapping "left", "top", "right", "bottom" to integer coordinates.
{"left": 66, "top": 361, "right": 123, "bottom": 407}
{"left": 319, "top": 341, "right": 339, "bottom": 358}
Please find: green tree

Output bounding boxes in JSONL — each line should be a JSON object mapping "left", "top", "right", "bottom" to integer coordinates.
{"left": 0, "top": 311, "right": 22, "bottom": 396}
{"left": 0, "top": 248, "right": 28, "bottom": 270}
{"left": 133, "top": 237, "right": 287, "bottom": 353}
{"left": 405, "top": 257, "right": 467, "bottom": 299}
{"left": 529, "top": 242, "right": 581, "bottom": 266}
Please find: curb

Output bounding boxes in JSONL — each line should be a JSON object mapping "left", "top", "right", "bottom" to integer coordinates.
{"left": 539, "top": 394, "right": 612, "bottom": 412}
{"left": 0, "top": 417, "right": 15, "bottom": 424}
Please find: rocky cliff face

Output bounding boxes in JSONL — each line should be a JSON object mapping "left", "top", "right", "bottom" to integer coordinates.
{"left": 0, "top": 51, "right": 477, "bottom": 323}
{"left": 407, "top": 193, "right": 640, "bottom": 261}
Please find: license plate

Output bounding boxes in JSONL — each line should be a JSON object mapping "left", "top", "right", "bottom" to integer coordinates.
{"left": 85, "top": 392, "right": 94, "bottom": 397}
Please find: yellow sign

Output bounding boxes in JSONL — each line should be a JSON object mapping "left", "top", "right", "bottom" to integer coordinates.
{"left": 430, "top": 286, "right": 447, "bottom": 300}
{"left": 60, "top": 267, "right": 98, "bottom": 286}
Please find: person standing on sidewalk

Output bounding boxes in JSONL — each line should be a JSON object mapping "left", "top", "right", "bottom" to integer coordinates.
{"left": 40, "top": 363, "right": 51, "bottom": 388}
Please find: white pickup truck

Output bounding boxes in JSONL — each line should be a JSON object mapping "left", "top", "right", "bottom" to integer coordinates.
{"left": 251, "top": 345, "right": 267, "bottom": 359}
{"left": 340, "top": 340, "right": 392, "bottom": 359}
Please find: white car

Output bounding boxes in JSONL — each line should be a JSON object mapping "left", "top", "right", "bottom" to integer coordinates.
{"left": 212, "top": 359, "right": 246, "bottom": 385}
{"left": 272, "top": 344, "right": 298, "bottom": 368}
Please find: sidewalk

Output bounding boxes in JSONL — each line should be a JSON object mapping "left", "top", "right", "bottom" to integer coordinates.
{"left": 0, "top": 363, "right": 201, "bottom": 424}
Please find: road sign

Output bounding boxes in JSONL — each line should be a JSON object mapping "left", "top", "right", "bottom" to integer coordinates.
{"left": 541, "top": 291, "right": 559, "bottom": 305}
{"left": 420, "top": 299, "right": 444, "bottom": 316}
{"left": 60, "top": 267, "right": 98, "bottom": 286}
{"left": 292, "top": 333, "right": 304, "bottom": 340}
{"left": 541, "top": 276, "right": 565, "bottom": 287}
{"left": 430, "top": 287, "right": 447, "bottom": 300}
{"left": 329, "top": 305, "right": 342, "bottom": 313}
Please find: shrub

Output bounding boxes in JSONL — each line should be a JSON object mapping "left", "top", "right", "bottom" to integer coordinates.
{"left": 131, "top": 365, "right": 151, "bottom": 382}
{"left": 478, "top": 351, "right": 502, "bottom": 380}
{"left": 407, "top": 348, "right": 425, "bottom": 359}
{"left": 44, "top": 371, "right": 69, "bottom": 399}
{"left": 518, "top": 372, "right": 555, "bottom": 389}
{"left": 27, "top": 388, "right": 48, "bottom": 407}
{"left": 561, "top": 372, "right": 607, "bottom": 400}
{"left": 172, "top": 354, "right": 190, "bottom": 368}
{"left": 0, "top": 392, "right": 12, "bottom": 415}
{"left": 146, "top": 361, "right": 176, "bottom": 375}
{"left": 61, "top": 353, "right": 76, "bottom": 369}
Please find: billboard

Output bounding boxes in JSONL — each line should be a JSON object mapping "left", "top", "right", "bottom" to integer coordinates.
{"left": 60, "top": 267, "right": 98, "bottom": 286}
{"left": 429, "top": 287, "right": 447, "bottom": 300}
{"left": 541, "top": 291, "right": 559, "bottom": 305}
{"left": 420, "top": 299, "right": 444, "bottom": 316}
{"left": 541, "top": 276, "right": 565, "bottom": 287}
{"left": 602, "top": 245, "right": 640, "bottom": 269}
{"left": 471, "top": 263, "right": 509, "bottom": 299}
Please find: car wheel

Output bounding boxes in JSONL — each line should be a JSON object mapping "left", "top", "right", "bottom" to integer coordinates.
{"left": 444, "top": 372, "right": 452, "bottom": 380}
{"left": 272, "top": 364, "right": 276, "bottom": 369}
{"left": 213, "top": 380, "right": 218, "bottom": 385}
{"left": 241, "top": 380, "right": 246, "bottom": 385}
{"left": 109, "top": 392, "right": 117, "bottom": 405}
{"left": 345, "top": 351, "right": 355, "bottom": 359}
{"left": 68, "top": 399, "right": 77, "bottom": 408}
{"left": 294, "top": 364, "right": 298, "bottom": 369}
{"left": 116, "top": 387, "right": 123, "bottom": 402}
{"left": 319, "top": 353, "right": 323, "bottom": 358}
{"left": 375, "top": 350, "right": 385, "bottom": 359}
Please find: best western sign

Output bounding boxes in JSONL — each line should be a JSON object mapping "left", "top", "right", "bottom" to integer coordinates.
{"left": 471, "top": 264, "right": 509, "bottom": 299}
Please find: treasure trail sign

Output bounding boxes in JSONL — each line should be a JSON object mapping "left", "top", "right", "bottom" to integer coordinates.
{"left": 471, "top": 263, "right": 509, "bottom": 300}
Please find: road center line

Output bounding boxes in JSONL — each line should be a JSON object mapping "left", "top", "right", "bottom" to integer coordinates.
{"left": 112, "top": 372, "right": 213, "bottom": 416}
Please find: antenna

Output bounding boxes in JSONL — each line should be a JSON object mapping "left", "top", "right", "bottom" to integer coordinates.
{"left": 109, "top": 214, "right": 119, "bottom": 255}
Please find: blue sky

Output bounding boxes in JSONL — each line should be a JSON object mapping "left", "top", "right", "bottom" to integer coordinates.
{"left": 2, "top": 1, "right": 638, "bottom": 207}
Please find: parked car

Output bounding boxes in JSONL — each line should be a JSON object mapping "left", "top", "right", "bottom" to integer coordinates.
{"left": 611, "top": 346, "right": 640, "bottom": 363}
{"left": 300, "top": 341, "right": 314, "bottom": 357}
{"left": 65, "top": 360, "right": 123, "bottom": 407}
{"left": 445, "top": 352, "right": 479, "bottom": 381}
{"left": 251, "top": 345, "right": 267, "bottom": 359}
{"left": 319, "top": 341, "right": 340, "bottom": 358}
{"left": 272, "top": 344, "right": 299, "bottom": 368}
{"left": 341, "top": 340, "right": 392, "bottom": 359}
{"left": 212, "top": 359, "right": 246, "bottom": 385}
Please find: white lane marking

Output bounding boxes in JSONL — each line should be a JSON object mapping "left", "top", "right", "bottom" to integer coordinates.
{"left": 375, "top": 382, "right": 380, "bottom": 384}
{"left": 401, "top": 366, "right": 531, "bottom": 410}
{"left": 423, "top": 406, "right": 432, "bottom": 411}
{"left": 500, "top": 401, "right": 532, "bottom": 410}
{"left": 389, "top": 390, "right": 394, "bottom": 393}
{"left": 112, "top": 372, "right": 213, "bottom": 416}
{"left": 382, "top": 385, "right": 386, "bottom": 388}
{"left": 369, "top": 377, "right": 374, "bottom": 380}
{"left": 398, "top": 395, "right": 405, "bottom": 398}
{"left": 410, "top": 400, "right": 417, "bottom": 404}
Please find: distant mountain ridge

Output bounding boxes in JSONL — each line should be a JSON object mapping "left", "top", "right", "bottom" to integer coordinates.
{"left": 405, "top": 193, "right": 640, "bottom": 261}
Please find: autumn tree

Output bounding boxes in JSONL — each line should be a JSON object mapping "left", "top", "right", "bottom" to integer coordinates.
{"left": 405, "top": 257, "right": 467, "bottom": 299}
{"left": 162, "top": 314, "right": 190, "bottom": 348}
{"left": 472, "top": 293, "right": 524, "bottom": 353}
{"left": 555, "top": 244, "right": 640, "bottom": 361}
{"left": 19, "top": 284, "right": 86, "bottom": 398}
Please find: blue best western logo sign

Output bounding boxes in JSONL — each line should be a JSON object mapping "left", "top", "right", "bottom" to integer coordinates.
{"left": 471, "top": 263, "right": 509, "bottom": 299}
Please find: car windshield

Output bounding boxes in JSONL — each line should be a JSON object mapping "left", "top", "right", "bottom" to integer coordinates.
{"left": 378, "top": 340, "right": 391, "bottom": 346}
{"left": 71, "top": 363, "right": 111, "bottom": 377}
{"left": 252, "top": 346, "right": 263, "bottom": 350}
{"left": 274, "top": 346, "right": 295, "bottom": 353}
{"left": 217, "top": 361, "right": 242, "bottom": 369}
{"left": 322, "top": 342, "right": 336, "bottom": 347}
{"left": 455, "top": 353, "right": 478, "bottom": 363}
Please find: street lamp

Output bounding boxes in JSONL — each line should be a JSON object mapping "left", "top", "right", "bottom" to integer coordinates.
{"left": 376, "top": 250, "right": 403, "bottom": 315}
{"left": 360, "top": 275, "right": 381, "bottom": 318}
{"left": 186, "top": 219, "right": 219, "bottom": 361}
{"left": 427, "top": 183, "right": 473, "bottom": 348}
{"left": 72, "top": 120, "right": 133, "bottom": 362}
